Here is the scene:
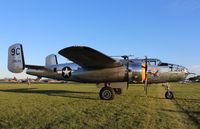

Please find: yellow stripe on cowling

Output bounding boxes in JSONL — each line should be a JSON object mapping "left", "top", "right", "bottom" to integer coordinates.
{"left": 141, "top": 63, "right": 146, "bottom": 81}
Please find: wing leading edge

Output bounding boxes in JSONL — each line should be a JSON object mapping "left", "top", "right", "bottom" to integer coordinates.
{"left": 59, "top": 46, "right": 122, "bottom": 69}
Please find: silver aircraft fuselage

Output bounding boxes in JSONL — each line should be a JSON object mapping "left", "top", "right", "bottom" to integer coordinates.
{"left": 26, "top": 58, "right": 188, "bottom": 83}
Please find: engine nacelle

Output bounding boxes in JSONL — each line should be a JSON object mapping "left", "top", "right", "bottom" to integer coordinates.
{"left": 130, "top": 64, "right": 144, "bottom": 83}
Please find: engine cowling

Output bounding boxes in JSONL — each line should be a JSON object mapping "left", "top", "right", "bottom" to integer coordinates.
{"left": 130, "top": 64, "right": 144, "bottom": 83}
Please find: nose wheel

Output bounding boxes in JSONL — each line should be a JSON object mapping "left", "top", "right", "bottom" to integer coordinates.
{"left": 163, "top": 83, "right": 174, "bottom": 99}
{"left": 165, "top": 91, "right": 174, "bottom": 99}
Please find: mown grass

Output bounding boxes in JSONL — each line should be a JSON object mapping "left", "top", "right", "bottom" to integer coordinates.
{"left": 0, "top": 83, "right": 199, "bottom": 129}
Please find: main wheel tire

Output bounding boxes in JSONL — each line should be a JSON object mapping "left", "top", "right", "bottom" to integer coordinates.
{"left": 99, "top": 87, "right": 115, "bottom": 100}
{"left": 114, "top": 88, "right": 122, "bottom": 95}
{"left": 165, "top": 91, "right": 174, "bottom": 99}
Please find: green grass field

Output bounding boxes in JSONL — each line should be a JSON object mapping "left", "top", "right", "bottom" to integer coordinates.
{"left": 0, "top": 83, "right": 199, "bottom": 129}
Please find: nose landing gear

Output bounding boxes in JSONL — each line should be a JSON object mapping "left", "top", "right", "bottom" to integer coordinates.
{"left": 163, "top": 83, "right": 174, "bottom": 99}
{"left": 165, "top": 91, "right": 174, "bottom": 99}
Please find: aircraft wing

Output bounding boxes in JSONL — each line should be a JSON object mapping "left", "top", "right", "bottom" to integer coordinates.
{"left": 59, "top": 46, "right": 122, "bottom": 69}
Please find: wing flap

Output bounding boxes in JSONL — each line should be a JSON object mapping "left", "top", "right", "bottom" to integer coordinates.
{"left": 58, "top": 46, "right": 122, "bottom": 69}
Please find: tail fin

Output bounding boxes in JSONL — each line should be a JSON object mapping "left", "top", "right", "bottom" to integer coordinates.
{"left": 8, "top": 43, "right": 25, "bottom": 73}
{"left": 45, "top": 54, "right": 58, "bottom": 66}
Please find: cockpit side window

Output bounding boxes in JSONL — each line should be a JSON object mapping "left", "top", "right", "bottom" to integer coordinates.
{"left": 148, "top": 61, "right": 156, "bottom": 66}
{"left": 168, "top": 64, "right": 185, "bottom": 72}
{"left": 155, "top": 60, "right": 161, "bottom": 65}
{"left": 159, "top": 63, "right": 169, "bottom": 66}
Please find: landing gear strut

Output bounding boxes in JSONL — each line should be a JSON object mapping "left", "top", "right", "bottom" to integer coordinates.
{"left": 163, "top": 83, "right": 174, "bottom": 99}
{"left": 114, "top": 88, "right": 122, "bottom": 95}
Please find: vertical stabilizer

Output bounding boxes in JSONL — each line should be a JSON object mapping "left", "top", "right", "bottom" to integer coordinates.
{"left": 8, "top": 43, "right": 25, "bottom": 73}
{"left": 45, "top": 54, "right": 58, "bottom": 66}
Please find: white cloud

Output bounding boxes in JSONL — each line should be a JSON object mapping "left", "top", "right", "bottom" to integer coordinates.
{"left": 188, "top": 65, "right": 200, "bottom": 75}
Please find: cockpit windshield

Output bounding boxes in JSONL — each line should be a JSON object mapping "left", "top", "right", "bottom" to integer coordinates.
{"left": 159, "top": 62, "right": 187, "bottom": 72}
{"left": 168, "top": 64, "right": 187, "bottom": 72}
{"left": 143, "top": 59, "right": 161, "bottom": 66}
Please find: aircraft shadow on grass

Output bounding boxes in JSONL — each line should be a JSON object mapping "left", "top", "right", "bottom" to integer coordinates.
{"left": 135, "top": 95, "right": 167, "bottom": 100}
{"left": 135, "top": 95, "right": 200, "bottom": 103}
{"left": 173, "top": 99, "right": 200, "bottom": 128}
{"left": 161, "top": 101, "right": 200, "bottom": 129}
{"left": 135, "top": 95, "right": 200, "bottom": 128}
{"left": 0, "top": 88, "right": 99, "bottom": 100}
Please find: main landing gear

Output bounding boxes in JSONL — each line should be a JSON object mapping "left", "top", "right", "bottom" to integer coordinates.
{"left": 99, "top": 83, "right": 123, "bottom": 100}
{"left": 113, "top": 88, "right": 122, "bottom": 95}
{"left": 162, "top": 83, "right": 174, "bottom": 99}
{"left": 99, "top": 87, "right": 115, "bottom": 100}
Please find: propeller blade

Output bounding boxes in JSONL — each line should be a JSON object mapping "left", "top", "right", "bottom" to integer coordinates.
{"left": 126, "top": 56, "right": 129, "bottom": 89}
{"left": 144, "top": 56, "right": 148, "bottom": 96}
{"left": 144, "top": 77, "right": 148, "bottom": 96}
{"left": 145, "top": 56, "right": 148, "bottom": 73}
{"left": 111, "top": 55, "right": 134, "bottom": 59}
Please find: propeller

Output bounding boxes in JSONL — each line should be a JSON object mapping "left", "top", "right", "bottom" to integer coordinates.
{"left": 111, "top": 55, "right": 134, "bottom": 59}
{"left": 111, "top": 55, "right": 134, "bottom": 89}
{"left": 124, "top": 56, "right": 130, "bottom": 89}
{"left": 120, "top": 55, "right": 131, "bottom": 89}
{"left": 144, "top": 56, "right": 148, "bottom": 96}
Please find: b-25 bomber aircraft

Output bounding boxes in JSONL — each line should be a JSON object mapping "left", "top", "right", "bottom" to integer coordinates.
{"left": 8, "top": 43, "right": 189, "bottom": 100}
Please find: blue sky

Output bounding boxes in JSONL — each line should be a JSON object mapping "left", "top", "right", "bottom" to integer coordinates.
{"left": 0, "top": 0, "right": 200, "bottom": 78}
